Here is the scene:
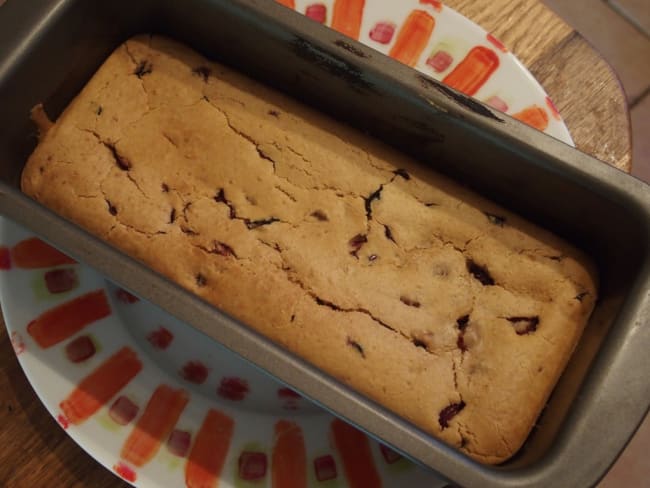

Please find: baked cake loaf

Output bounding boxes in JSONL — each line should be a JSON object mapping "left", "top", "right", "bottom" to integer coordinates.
{"left": 22, "top": 35, "right": 597, "bottom": 464}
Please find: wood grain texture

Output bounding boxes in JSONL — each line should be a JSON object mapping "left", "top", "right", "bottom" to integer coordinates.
{"left": 528, "top": 33, "right": 632, "bottom": 171}
{"left": 0, "top": 1, "right": 633, "bottom": 486}
{"left": 449, "top": 0, "right": 574, "bottom": 66}
{"left": 446, "top": 0, "right": 632, "bottom": 171}
{"left": 0, "top": 323, "right": 129, "bottom": 488}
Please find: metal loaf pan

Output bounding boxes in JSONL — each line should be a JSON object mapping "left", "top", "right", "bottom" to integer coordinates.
{"left": 0, "top": 0, "right": 649, "bottom": 486}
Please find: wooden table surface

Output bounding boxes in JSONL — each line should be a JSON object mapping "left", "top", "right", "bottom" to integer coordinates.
{"left": 0, "top": 1, "right": 633, "bottom": 487}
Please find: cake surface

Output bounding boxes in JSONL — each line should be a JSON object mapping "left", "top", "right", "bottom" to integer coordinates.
{"left": 21, "top": 35, "right": 597, "bottom": 464}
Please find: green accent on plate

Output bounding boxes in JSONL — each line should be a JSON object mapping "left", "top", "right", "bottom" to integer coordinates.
{"left": 95, "top": 411, "right": 123, "bottom": 433}
{"left": 162, "top": 451, "right": 184, "bottom": 471}
{"left": 383, "top": 454, "right": 415, "bottom": 475}
{"left": 314, "top": 478, "right": 341, "bottom": 488}
{"left": 30, "top": 270, "right": 77, "bottom": 301}
{"left": 90, "top": 336, "right": 102, "bottom": 356}
{"left": 233, "top": 442, "right": 268, "bottom": 488}
{"left": 429, "top": 39, "right": 471, "bottom": 61}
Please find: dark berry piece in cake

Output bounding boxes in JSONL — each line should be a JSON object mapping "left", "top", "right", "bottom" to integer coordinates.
{"left": 507, "top": 316, "right": 539, "bottom": 335}
{"left": 134, "top": 60, "right": 153, "bottom": 78}
{"left": 212, "top": 241, "right": 236, "bottom": 257}
{"left": 466, "top": 259, "right": 495, "bottom": 286}
{"left": 106, "top": 200, "right": 118, "bottom": 216}
{"left": 349, "top": 233, "right": 368, "bottom": 257}
{"left": 192, "top": 65, "right": 211, "bottom": 82}
{"left": 195, "top": 273, "right": 207, "bottom": 287}
{"left": 456, "top": 315, "right": 470, "bottom": 330}
{"left": 412, "top": 337, "right": 428, "bottom": 349}
{"left": 311, "top": 210, "right": 328, "bottom": 221}
{"left": 575, "top": 291, "right": 588, "bottom": 302}
{"left": 214, "top": 189, "right": 227, "bottom": 203}
{"left": 484, "top": 212, "right": 506, "bottom": 226}
{"left": 400, "top": 296, "right": 421, "bottom": 308}
{"left": 456, "top": 314, "right": 470, "bottom": 351}
{"left": 246, "top": 217, "right": 279, "bottom": 229}
{"left": 439, "top": 401, "right": 466, "bottom": 429}
{"left": 393, "top": 168, "right": 411, "bottom": 180}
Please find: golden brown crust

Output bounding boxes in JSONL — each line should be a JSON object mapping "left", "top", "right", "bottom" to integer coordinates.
{"left": 30, "top": 104, "right": 54, "bottom": 141}
{"left": 21, "top": 35, "right": 597, "bottom": 463}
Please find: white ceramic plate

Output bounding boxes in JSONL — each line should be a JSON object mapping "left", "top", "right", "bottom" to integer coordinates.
{"left": 0, "top": 1, "right": 572, "bottom": 487}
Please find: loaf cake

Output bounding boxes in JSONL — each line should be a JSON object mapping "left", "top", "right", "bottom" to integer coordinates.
{"left": 21, "top": 35, "right": 597, "bottom": 464}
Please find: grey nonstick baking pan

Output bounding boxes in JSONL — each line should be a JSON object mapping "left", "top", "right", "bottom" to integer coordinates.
{"left": 1, "top": 0, "right": 649, "bottom": 486}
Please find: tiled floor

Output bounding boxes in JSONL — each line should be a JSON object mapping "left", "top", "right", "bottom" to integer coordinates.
{"left": 542, "top": 2, "right": 650, "bottom": 487}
